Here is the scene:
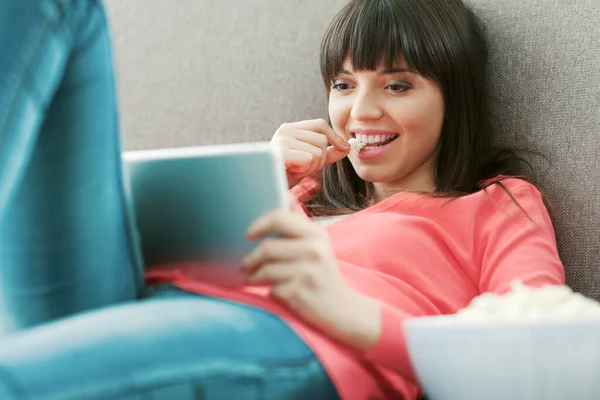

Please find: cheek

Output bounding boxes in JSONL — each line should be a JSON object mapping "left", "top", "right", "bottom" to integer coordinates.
{"left": 426, "top": 95, "right": 445, "bottom": 136}
{"left": 397, "top": 94, "right": 444, "bottom": 140}
{"left": 328, "top": 95, "right": 348, "bottom": 130}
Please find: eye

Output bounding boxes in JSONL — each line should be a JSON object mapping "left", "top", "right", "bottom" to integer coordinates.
{"left": 331, "top": 80, "right": 353, "bottom": 92}
{"left": 386, "top": 82, "right": 412, "bottom": 94}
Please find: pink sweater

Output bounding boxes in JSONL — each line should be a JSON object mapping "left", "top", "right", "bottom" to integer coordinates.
{"left": 146, "top": 178, "right": 565, "bottom": 399}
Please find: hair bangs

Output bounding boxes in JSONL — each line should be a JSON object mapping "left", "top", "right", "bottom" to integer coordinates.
{"left": 320, "top": 0, "right": 427, "bottom": 88}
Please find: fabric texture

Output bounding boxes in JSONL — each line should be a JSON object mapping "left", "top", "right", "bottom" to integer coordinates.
{"left": 105, "top": 0, "right": 347, "bottom": 150}
{"left": 148, "top": 177, "right": 565, "bottom": 400}
{"left": 0, "top": 0, "right": 143, "bottom": 335}
{"left": 105, "top": 0, "right": 600, "bottom": 301}
{"left": 464, "top": 0, "right": 600, "bottom": 300}
{"left": 0, "top": 285, "right": 339, "bottom": 400}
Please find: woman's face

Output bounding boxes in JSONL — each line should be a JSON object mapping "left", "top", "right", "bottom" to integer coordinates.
{"left": 328, "top": 59, "right": 445, "bottom": 197}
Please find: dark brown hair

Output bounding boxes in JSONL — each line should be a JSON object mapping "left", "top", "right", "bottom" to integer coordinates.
{"left": 307, "top": 0, "right": 533, "bottom": 216}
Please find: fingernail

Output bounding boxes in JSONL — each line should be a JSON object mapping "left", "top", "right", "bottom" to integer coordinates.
{"left": 245, "top": 225, "right": 256, "bottom": 239}
{"left": 240, "top": 254, "right": 253, "bottom": 269}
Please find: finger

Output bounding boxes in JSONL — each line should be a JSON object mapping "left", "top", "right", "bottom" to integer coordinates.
{"left": 291, "top": 129, "right": 329, "bottom": 149}
{"left": 245, "top": 262, "right": 296, "bottom": 286}
{"left": 280, "top": 137, "right": 324, "bottom": 176}
{"left": 242, "top": 238, "right": 310, "bottom": 274}
{"left": 269, "top": 280, "right": 299, "bottom": 307}
{"left": 292, "top": 130, "right": 346, "bottom": 171}
{"left": 280, "top": 148, "right": 313, "bottom": 173}
{"left": 247, "top": 210, "right": 317, "bottom": 241}
{"left": 325, "top": 145, "right": 350, "bottom": 165}
{"left": 306, "top": 149, "right": 324, "bottom": 176}
{"left": 286, "top": 132, "right": 336, "bottom": 173}
{"left": 279, "top": 135, "right": 324, "bottom": 158}
{"left": 292, "top": 119, "right": 350, "bottom": 151}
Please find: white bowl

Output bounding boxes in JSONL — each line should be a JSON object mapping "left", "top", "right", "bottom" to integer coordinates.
{"left": 403, "top": 315, "right": 600, "bottom": 400}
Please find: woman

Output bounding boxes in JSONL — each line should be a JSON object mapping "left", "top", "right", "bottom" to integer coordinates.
{"left": 0, "top": 0, "right": 564, "bottom": 399}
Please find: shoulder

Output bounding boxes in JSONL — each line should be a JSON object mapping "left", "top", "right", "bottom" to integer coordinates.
{"left": 478, "top": 178, "right": 544, "bottom": 209}
{"left": 473, "top": 177, "right": 554, "bottom": 236}
{"left": 482, "top": 177, "right": 541, "bottom": 197}
{"left": 358, "top": 178, "right": 542, "bottom": 219}
{"left": 439, "top": 177, "right": 551, "bottom": 231}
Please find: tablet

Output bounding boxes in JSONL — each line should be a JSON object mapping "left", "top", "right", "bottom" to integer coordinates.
{"left": 122, "top": 142, "right": 289, "bottom": 287}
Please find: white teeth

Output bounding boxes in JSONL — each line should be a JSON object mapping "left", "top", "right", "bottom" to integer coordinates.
{"left": 353, "top": 133, "right": 398, "bottom": 144}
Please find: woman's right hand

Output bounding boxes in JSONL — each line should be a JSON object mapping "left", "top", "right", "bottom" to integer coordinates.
{"left": 270, "top": 119, "right": 351, "bottom": 188}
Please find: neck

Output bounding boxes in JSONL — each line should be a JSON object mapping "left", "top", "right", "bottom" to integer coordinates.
{"left": 371, "top": 158, "right": 437, "bottom": 202}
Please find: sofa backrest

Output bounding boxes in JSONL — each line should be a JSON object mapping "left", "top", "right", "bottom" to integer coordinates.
{"left": 106, "top": 0, "right": 600, "bottom": 300}
{"left": 464, "top": 0, "right": 600, "bottom": 300}
{"left": 105, "top": 0, "right": 346, "bottom": 149}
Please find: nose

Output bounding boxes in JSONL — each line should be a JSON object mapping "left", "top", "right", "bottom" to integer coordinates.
{"left": 350, "top": 89, "right": 383, "bottom": 121}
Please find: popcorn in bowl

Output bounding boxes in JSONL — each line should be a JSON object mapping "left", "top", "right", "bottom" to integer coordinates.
{"left": 403, "top": 282, "right": 600, "bottom": 400}
{"left": 455, "top": 280, "right": 600, "bottom": 322}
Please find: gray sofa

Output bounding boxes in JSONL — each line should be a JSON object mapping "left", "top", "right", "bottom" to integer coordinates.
{"left": 105, "top": 0, "right": 600, "bottom": 302}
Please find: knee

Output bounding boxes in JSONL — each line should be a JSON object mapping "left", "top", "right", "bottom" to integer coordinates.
{"left": 32, "top": 0, "right": 110, "bottom": 44}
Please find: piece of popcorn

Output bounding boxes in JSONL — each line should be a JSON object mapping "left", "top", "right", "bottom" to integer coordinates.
{"left": 348, "top": 138, "right": 365, "bottom": 151}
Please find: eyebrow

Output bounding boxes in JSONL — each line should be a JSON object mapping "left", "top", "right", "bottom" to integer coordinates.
{"left": 338, "top": 67, "right": 416, "bottom": 76}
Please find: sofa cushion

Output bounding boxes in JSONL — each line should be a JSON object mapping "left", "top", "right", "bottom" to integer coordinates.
{"left": 465, "top": 0, "right": 600, "bottom": 300}
{"left": 106, "top": 0, "right": 346, "bottom": 149}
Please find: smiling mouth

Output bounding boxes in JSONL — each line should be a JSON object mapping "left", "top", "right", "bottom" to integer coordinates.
{"left": 351, "top": 132, "right": 400, "bottom": 149}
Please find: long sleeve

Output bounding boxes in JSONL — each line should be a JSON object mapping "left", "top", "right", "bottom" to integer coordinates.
{"left": 289, "top": 176, "right": 321, "bottom": 217}
{"left": 478, "top": 181, "right": 566, "bottom": 294}
{"left": 362, "top": 302, "right": 419, "bottom": 383}
{"left": 289, "top": 176, "right": 320, "bottom": 202}
{"left": 350, "top": 180, "right": 564, "bottom": 382}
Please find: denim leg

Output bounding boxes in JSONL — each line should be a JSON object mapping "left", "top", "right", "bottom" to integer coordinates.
{"left": 0, "top": 0, "right": 143, "bottom": 334}
{"left": 0, "top": 286, "right": 340, "bottom": 400}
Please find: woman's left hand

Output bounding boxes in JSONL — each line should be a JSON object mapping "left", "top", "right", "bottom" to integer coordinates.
{"left": 242, "top": 208, "right": 381, "bottom": 351}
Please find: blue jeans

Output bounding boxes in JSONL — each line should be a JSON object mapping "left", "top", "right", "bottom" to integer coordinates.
{"left": 0, "top": 1, "right": 339, "bottom": 399}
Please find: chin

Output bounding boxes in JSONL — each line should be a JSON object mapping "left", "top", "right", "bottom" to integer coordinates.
{"left": 354, "top": 168, "right": 399, "bottom": 184}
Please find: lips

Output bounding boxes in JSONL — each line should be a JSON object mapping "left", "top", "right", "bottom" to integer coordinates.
{"left": 348, "top": 130, "right": 400, "bottom": 160}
